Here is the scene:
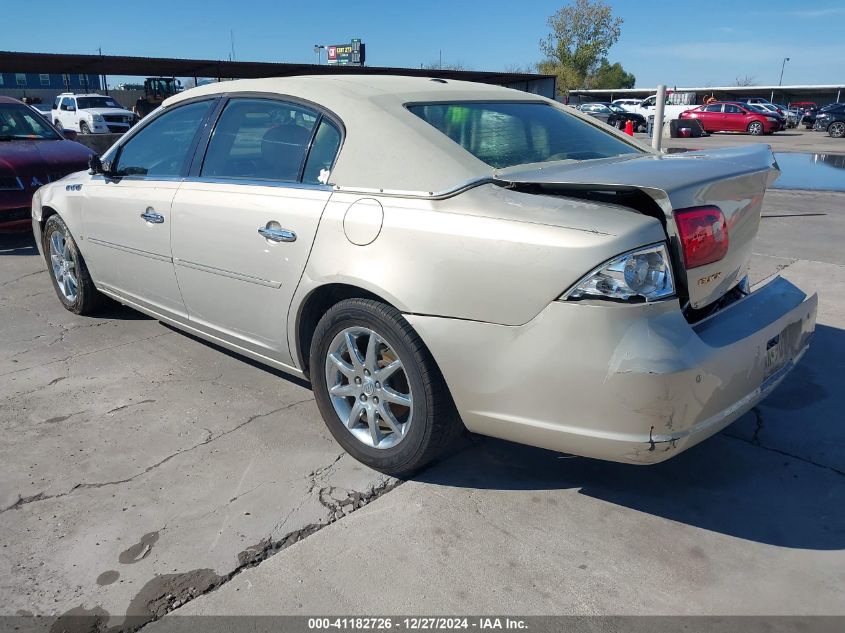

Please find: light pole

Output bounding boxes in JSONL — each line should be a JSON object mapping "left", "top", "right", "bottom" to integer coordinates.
{"left": 778, "top": 57, "right": 790, "bottom": 86}
{"left": 314, "top": 45, "right": 326, "bottom": 65}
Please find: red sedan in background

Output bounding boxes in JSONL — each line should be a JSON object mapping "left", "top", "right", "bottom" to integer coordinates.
{"left": 1, "top": 96, "right": 94, "bottom": 231}
{"left": 679, "top": 102, "right": 781, "bottom": 136}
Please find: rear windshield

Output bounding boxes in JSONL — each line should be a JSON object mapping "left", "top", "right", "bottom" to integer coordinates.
{"left": 407, "top": 102, "right": 640, "bottom": 169}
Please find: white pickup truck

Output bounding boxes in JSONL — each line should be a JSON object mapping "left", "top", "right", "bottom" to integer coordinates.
{"left": 620, "top": 94, "right": 696, "bottom": 126}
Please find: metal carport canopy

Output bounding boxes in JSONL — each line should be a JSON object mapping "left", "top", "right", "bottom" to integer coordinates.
{"left": 0, "top": 50, "right": 554, "bottom": 92}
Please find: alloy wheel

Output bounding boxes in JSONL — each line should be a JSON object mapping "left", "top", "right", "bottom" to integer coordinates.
{"left": 49, "top": 231, "right": 78, "bottom": 303}
{"left": 748, "top": 122, "right": 763, "bottom": 135}
{"left": 324, "top": 326, "right": 413, "bottom": 449}
{"left": 830, "top": 122, "right": 845, "bottom": 138}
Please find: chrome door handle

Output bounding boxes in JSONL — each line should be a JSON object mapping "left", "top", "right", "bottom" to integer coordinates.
{"left": 258, "top": 226, "right": 297, "bottom": 243}
{"left": 140, "top": 209, "right": 165, "bottom": 224}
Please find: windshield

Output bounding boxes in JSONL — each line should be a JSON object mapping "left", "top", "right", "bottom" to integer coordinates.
{"left": 407, "top": 102, "right": 641, "bottom": 169}
{"left": 76, "top": 97, "right": 122, "bottom": 110}
{"left": 0, "top": 103, "right": 60, "bottom": 140}
{"left": 609, "top": 105, "right": 627, "bottom": 113}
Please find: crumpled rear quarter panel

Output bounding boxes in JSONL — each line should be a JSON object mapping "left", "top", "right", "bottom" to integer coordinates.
{"left": 405, "top": 276, "right": 817, "bottom": 463}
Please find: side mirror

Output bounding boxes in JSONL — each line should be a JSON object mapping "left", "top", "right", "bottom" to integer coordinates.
{"left": 88, "top": 154, "right": 111, "bottom": 176}
{"left": 62, "top": 128, "right": 78, "bottom": 141}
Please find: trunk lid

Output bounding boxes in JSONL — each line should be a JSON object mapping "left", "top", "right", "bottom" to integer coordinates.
{"left": 494, "top": 144, "right": 779, "bottom": 309}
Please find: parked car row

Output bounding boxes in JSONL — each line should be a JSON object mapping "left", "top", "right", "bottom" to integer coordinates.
{"left": 575, "top": 97, "right": 843, "bottom": 138}
{"left": 574, "top": 103, "right": 647, "bottom": 132}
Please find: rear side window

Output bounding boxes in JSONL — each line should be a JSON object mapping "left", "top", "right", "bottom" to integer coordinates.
{"left": 303, "top": 119, "right": 341, "bottom": 184}
{"left": 407, "top": 102, "right": 640, "bottom": 169}
{"left": 201, "top": 99, "right": 318, "bottom": 182}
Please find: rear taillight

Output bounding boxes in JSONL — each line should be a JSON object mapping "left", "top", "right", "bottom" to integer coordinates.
{"left": 674, "top": 206, "right": 729, "bottom": 269}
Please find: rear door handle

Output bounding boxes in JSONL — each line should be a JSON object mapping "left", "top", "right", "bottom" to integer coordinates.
{"left": 140, "top": 208, "right": 165, "bottom": 224}
{"left": 258, "top": 226, "right": 297, "bottom": 243}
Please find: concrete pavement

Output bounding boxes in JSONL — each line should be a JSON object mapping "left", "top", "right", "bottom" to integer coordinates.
{"left": 0, "top": 236, "right": 394, "bottom": 628}
{"left": 1, "top": 186, "right": 843, "bottom": 629}
{"left": 151, "top": 192, "right": 845, "bottom": 620}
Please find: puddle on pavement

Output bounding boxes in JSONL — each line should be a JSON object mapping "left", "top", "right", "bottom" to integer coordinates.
{"left": 771, "top": 152, "right": 845, "bottom": 191}
{"left": 664, "top": 148, "right": 845, "bottom": 192}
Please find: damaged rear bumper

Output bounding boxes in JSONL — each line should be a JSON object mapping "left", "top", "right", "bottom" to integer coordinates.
{"left": 406, "top": 276, "right": 817, "bottom": 464}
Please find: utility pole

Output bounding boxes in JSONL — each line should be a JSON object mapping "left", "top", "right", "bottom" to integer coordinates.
{"left": 230, "top": 30, "right": 236, "bottom": 62}
{"left": 98, "top": 47, "right": 109, "bottom": 94}
{"left": 651, "top": 84, "right": 666, "bottom": 152}
{"left": 779, "top": 57, "right": 790, "bottom": 86}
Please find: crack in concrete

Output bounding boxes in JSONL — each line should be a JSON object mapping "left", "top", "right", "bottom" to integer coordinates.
{"left": 750, "top": 407, "right": 764, "bottom": 444}
{"left": 106, "top": 399, "right": 157, "bottom": 415}
{"left": 73, "top": 476, "right": 403, "bottom": 633}
{"left": 0, "top": 331, "right": 174, "bottom": 378}
{"left": 0, "top": 269, "right": 46, "bottom": 287}
{"left": 0, "top": 399, "right": 313, "bottom": 514}
{"left": 722, "top": 409, "right": 844, "bottom": 478}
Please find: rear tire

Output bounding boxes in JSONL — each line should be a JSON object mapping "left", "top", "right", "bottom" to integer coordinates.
{"left": 310, "top": 298, "right": 463, "bottom": 477}
{"left": 43, "top": 215, "right": 104, "bottom": 315}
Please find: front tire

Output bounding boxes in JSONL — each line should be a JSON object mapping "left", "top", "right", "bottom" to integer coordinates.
{"left": 43, "top": 215, "right": 103, "bottom": 315}
{"left": 80, "top": 121, "right": 91, "bottom": 134}
{"left": 829, "top": 122, "right": 845, "bottom": 138}
{"left": 310, "top": 298, "right": 462, "bottom": 477}
{"left": 747, "top": 121, "right": 764, "bottom": 135}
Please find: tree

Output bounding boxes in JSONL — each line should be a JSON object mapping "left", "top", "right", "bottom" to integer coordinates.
{"left": 588, "top": 60, "right": 635, "bottom": 89}
{"left": 504, "top": 63, "right": 538, "bottom": 74}
{"left": 421, "top": 60, "right": 466, "bottom": 71}
{"left": 540, "top": 0, "right": 623, "bottom": 95}
{"left": 734, "top": 74, "right": 757, "bottom": 86}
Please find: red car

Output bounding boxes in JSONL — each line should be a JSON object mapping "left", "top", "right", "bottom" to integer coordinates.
{"left": 679, "top": 101, "right": 780, "bottom": 136}
{"left": 1, "top": 96, "right": 94, "bottom": 231}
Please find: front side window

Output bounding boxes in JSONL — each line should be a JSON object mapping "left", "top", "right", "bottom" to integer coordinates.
{"left": 0, "top": 103, "right": 60, "bottom": 140}
{"left": 408, "top": 102, "right": 640, "bottom": 169}
{"left": 61, "top": 97, "right": 74, "bottom": 110}
{"left": 201, "top": 99, "right": 318, "bottom": 182}
{"left": 112, "top": 100, "right": 212, "bottom": 177}
{"left": 725, "top": 105, "right": 743, "bottom": 114}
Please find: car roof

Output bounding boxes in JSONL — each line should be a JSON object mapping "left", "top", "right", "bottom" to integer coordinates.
{"left": 0, "top": 96, "right": 24, "bottom": 104}
{"left": 163, "top": 75, "right": 593, "bottom": 194}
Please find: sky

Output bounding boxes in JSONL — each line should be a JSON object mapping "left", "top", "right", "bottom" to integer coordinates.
{"left": 5, "top": 0, "right": 845, "bottom": 88}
